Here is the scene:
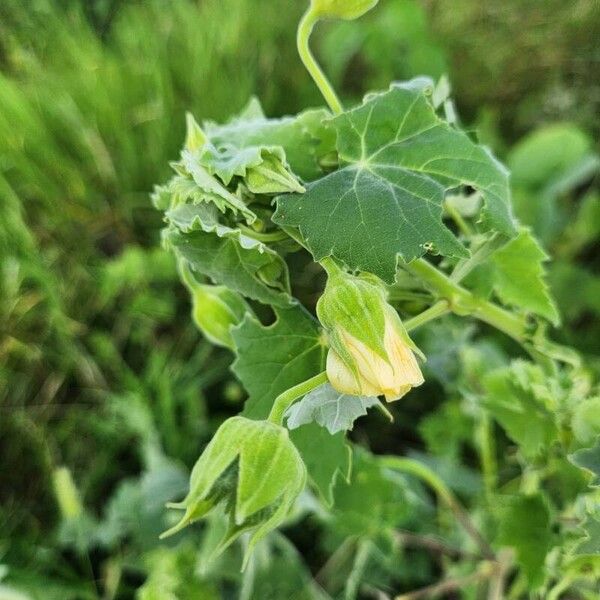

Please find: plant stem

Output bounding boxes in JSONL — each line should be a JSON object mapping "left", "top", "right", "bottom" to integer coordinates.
{"left": 445, "top": 200, "right": 473, "bottom": 237}
{"left": 487, "top": 549, "right": 513, "bottom": 600}
{"left": 267, "top": 371, "right": 328, "bottom": 426}
{"left": 394, "top": 530, "right": 480, "bottom": 560}
{"left": 238, "top": 226, "right": 290, "bottom": 243}
{"left": 404, "top": 300, "right": 450, "bottom": 332}
{"left": 450, "top": 233, "right": 503, "bottom": 283}
{"left": 381, "top": 456, "right": 495, "bottom": 560}
{"left": 178, "top": 259, "right": 197, "bottom": 290}
{"left": 474, "top": 298, "right": 528, "bottom": 343}
{"left": 297, "top": 9, "right": 343, "bottom": 115}
{"left": 395, "top": 562, "right": 495, "bottom": 600}
{"left": 477, "top": 413, "right": 497, "bottom": 505}
{"left": 547, "top": 575, "right": 574, "bottom": 600}
{"left": 404, "top": 259, "right": 528, "bottom": 345}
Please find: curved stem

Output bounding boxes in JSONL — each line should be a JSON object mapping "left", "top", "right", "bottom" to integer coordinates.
{"left": 297, "top": 9, "right": 343, "bottom": 115}
{"left": 268, "top": 371, "right": 328, "bottom": 426}
{"left": 178, "top": 259, "right": 200, "bottom": 291}
{"left": 395, "top": 563, "right": 494, "bottom": 600}
{"left": 404, "top": 300, "right": 450, "bottom": 332}
{"left": 381, "top": 456, "right": 495, "bottom": 560}
{"left": 319, "top": 256, "right": 344, "bottom": 278}
{"left": 238, "top": 226, "right": 290, "bottom": 243}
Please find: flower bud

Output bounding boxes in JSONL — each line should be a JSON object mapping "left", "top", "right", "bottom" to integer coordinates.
{"left": 161, "top": 417, "right": 306, "bottom": 567}
{"left": 317, "top": 262, "right": 424, "bottom": 401}
{"left": 190, "top": 283, "right": 248, "bottom": 349}
{"left": 180, "top": 262, "right": 248, "bottom": 349}
{"left": 245, "top": 150, "right": 305, "bottom": 194}
{"left": 310, "top": 0, "right": 379, "bottom": 21}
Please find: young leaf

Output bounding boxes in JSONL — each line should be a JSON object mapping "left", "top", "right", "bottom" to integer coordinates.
{"left": 231, "top": 305, "right": 327, "bottom": 419}
{"left": 569, "top": 436, "right": 600, "bottom": 487}
{"left": 571, "top": 396, "right": 600, "bottom": 444}
{"left": 164, "top": 203, "right": 291, "bottom": 307}
{"left": 496, "top": 494, "right": 552, "bottom": 588}
{"left": 152, "top": 171, "right": 256, "bottom": 224}
{"left": 284, "top": 382, "right": 379, "bottom": 434}
{"left": 490, "top": 229, "right": 560, "bottom": 324}
{"left": 198, "top": 138, "right": 305, "bottom": 194}
{"left": 204, "top": 100, "right": 335, "bottom": 182}
{"left": 290, "top": 424, "right": 351, "bottom": 505}
{"left": 275, "top": 79, "right": 515, "bottom": 282}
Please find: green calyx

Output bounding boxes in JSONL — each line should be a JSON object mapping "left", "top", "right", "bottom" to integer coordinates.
{"left": 317, "top": 258, "right": 390, "bottom": 361}
{"left": 161, "top": 416, "right": 306, "bottom": 569}
{"left": 310, "top": 0, "right": 379, "bottom": 21}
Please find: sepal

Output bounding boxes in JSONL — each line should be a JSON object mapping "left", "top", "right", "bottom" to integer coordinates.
{"left": 161, "top": 417, "right": 306, "bottom": 568}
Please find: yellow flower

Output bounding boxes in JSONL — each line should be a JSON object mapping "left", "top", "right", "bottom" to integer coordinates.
{"left": 318, "top": 260, "right": 424, "bottom": 401}
{"left": 326, "top": 306, "right": 424, "bottom": 401}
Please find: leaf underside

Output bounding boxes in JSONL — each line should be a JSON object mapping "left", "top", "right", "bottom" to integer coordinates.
{"left": 165, "top": 203, "right": 292, "bottom": 307}
{"left": 285, "top": 383, "right": 379, "bottom": 434}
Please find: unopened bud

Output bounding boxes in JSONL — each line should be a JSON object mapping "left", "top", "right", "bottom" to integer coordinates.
{"left": 317, "top": 261, "right": 424, "bottom": 401}
{"left": 310, "top": 0, "right": 379, "bottom": 21}
{"left": 161, "top": 417, "right": 306, "bottom": 568}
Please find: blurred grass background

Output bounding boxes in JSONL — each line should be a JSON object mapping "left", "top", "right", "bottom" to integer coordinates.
{"left": 0, "top": 0, "right": 598, "bottom": 597}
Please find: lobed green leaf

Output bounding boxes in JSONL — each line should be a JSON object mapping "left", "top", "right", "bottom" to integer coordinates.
{"left": 275, "top": 79, "right": 516, "bottom": 282}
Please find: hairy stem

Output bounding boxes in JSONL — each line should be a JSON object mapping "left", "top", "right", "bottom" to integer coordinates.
{"left": 450, "top": 233, "right": 504, "bottom": 283}
{"left": 267, "top": 371, "right": 328, "bottom": 425}
{"left": 381, "top": 456, "right": 495, "bottom": 560}
{"left": 395, "top": 530, "right": 480, "bottom": 560}
{"left": 297, "top": 9, "right": 343, "bottom": 115}
{"left": 404, "top": 258, "right": 528, "bottom": 345}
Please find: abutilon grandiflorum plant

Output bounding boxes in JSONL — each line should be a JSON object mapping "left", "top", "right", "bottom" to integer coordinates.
{"left": 151, "top": 0, "right": 597, "bottom": 593}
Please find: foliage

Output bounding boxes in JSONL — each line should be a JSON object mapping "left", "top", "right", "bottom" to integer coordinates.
{"left": 1, "top": 0, "right": 599, "bottom": 599}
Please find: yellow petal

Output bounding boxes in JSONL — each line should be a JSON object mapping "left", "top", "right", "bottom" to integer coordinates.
{"left": 326, "top": 349, "right": 380, "bottom": 397}
{"left": 335, "top": 323, "right": 424, "bottom": 402}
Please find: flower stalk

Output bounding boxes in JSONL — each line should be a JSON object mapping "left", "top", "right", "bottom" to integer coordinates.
{"left": 297, "top": 9, "right": 343, "bottom": 115}
{"left": 404, "top": 258, "right": 528, "bottom": 344}
{"left": 268, "top": 371, "right": 328, "bottom": 425}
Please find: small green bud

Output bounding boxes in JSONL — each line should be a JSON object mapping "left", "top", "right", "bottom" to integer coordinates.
{"left": 161, "top": 416, "right": 306, "bottom": 568}
{"left": 180, "top": 262, "right": 248, "bottom": 349}
{"left": 246, "top": 150, "right": 305, "bottom": 194}
{"left": 310, "top": 0, "right": 379, "bottom": 21}
{"left": 190, "top": 283, "right": 248, "bottom": 349}
{"left": 317, "top": 260, "right": 424, "bottom": 401}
